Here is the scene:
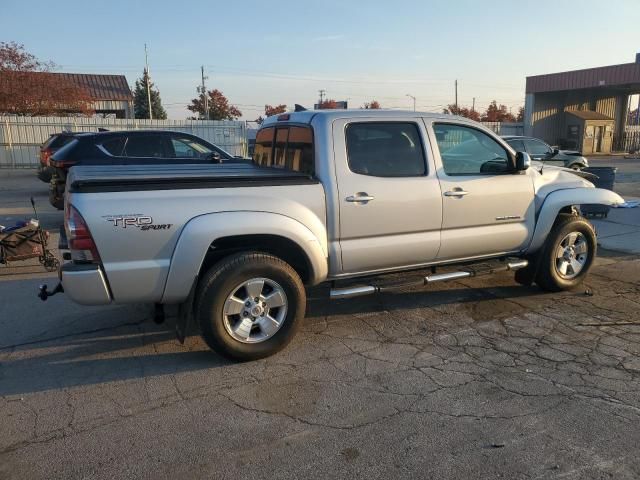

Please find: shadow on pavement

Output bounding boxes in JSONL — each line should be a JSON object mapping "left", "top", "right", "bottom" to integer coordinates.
{"left": 1, "top": 283, "right": 545, "bottom": 396}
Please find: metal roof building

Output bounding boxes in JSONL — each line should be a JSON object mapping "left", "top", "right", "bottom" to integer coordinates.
{"left": 52, "top": 73, "right": 134, "bottom": 118}
{"left": 524, "top": 54, "right": 640, "bottom": 153}
{"left": 0, "top": 72, "right": 133, "bottom": 118}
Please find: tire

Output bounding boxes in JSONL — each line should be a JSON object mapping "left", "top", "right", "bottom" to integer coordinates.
{"left": 37, "top": 167, "right": 52, "bottom": 183}
{"left": 49, "top": 188, "right": 63, "bottom": 210}
{"left": 535, "top": 215, "right": 596, "bottom": 292}
{"left": 195, "top": 252, "right": 306, "bottom": 361}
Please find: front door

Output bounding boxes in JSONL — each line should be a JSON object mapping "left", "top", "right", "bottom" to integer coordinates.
{"left": 333, "top": 118, "right": 443, "bottom": 274}
{"left": 594, "top": 126, "right": 603, "bottom": 152}
{"left": 429, "top": 122, "right": 536, "bottom": 261}
{"left": 524, "top": 138, "right": 563, "bottom": 167}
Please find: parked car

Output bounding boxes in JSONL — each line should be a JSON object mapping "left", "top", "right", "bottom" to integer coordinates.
{"left": 37, "top": 132, "right": 78, "bottom": 182}
{"left": 503, "top": 135, "right": 589, "bottom": 170}
{"left": 41, "top": 110, "right": 623, "bottom": 361}
{"left": 48, "top": 130, "right": 242, "bottom": 209}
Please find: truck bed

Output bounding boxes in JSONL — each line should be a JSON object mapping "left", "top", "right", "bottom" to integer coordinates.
{"left": 67, "top": 163, "right": 318, "bottom": 193}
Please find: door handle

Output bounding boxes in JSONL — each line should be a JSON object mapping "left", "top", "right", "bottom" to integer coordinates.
{"left": 443, "top": 189, "right": 469, "bottom": 197}
{"left": 346, "top": 193, "right": 375, "bottom": 203}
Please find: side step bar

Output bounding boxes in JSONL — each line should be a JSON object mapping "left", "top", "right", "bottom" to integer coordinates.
{"left": 330, "top": 259, "right": 528, "bottom": 300}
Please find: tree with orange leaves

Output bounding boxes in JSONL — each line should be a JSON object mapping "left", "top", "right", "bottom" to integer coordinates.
{"left": 0, "top": 42, "right": 93, "bottom": 116}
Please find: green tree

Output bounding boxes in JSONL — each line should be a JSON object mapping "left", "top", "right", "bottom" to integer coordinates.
{"left": 133, "top": 69, "right": 167, "bottom": 119}
{"left": 188, "top": 88, "right": 241, "bottom": 120}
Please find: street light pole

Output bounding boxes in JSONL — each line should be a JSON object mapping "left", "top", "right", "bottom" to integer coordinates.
{"left": 406, "top": 94, "right": 416, "bottom": 112}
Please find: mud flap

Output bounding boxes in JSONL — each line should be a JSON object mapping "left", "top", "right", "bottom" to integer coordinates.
{"left": 175, "top": 276, "right": 198, "bottom": 344}
{"left": 514, "top": 252, "right": 542, "bottom": 286}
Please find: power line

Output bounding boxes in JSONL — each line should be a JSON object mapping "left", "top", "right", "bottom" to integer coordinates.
{"left": 57, "top": 63, "right": 524, "bottom": 90}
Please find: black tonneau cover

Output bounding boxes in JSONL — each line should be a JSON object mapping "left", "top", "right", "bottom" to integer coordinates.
{"left": 68, "top": 163, "right": 318, "bottom": 193}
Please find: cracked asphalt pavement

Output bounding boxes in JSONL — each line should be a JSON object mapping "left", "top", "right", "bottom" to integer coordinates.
{"left": 1, "top": 253, "right": 640, "bottom": 479}
{"left": 1, "top": 162, "right": 640, "bottom": 479}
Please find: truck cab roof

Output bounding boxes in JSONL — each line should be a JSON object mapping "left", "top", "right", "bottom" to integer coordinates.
{"left": 260, "top": 109, "right": 470, "bottom": 127}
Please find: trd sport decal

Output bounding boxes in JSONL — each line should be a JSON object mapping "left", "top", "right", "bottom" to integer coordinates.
{"left": 103, "top": 215, "right": 172, "bottom": 231}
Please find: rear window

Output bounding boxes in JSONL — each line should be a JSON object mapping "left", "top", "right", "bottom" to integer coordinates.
{"left": 44, "top": 134, "right": 75, "bottom": 150}
{"left": 253, "top": 125, "right": 314, "bottom": 175}
{"left": 49, "top": 138, "right": 79, "bottom": 160}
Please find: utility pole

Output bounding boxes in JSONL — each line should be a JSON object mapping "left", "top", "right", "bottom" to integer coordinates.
{"left": 201, "top": 66, "right": 209, "bottom": 120}
{"left": 454, "top": 79, "right": 458, "bottom": 112}
{"left": 318, "top": 89, "right": 326, "bottom": 106}
{"left": 144, "top": 44, "right": 153, "bottom": 120}
{"left": 472, "top": 97, "right": 476, "bottom": 114}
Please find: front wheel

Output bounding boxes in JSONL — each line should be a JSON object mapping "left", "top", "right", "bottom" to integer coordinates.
{"left": 535, "top": 215, "right": 596, "bottom": 292}
{"left": 195, "top": 252, "right": 306, "bottom": 361}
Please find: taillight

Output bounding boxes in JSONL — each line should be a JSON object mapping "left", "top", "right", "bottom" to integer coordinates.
{"left": 40, "top": 148, "right": 53, "bottom": 166}
{"left": 50, "top": 158, "right": 77, "bottom": 168}
{"left": 65, "top": 205, "right": 100, "bottom": 263}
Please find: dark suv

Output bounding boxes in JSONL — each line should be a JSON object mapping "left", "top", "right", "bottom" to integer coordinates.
{"left": 37, "top": 133, "right": 78, "bottom": 182}
{"left": 48, "top": 130, "right": 241, "bottom": 209}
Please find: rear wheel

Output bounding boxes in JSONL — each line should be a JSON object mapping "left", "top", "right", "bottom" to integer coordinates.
{"left": 196, "top": 252, "right": 306, "bottom": 361}
{"left": 49, "top": 180, "right": 64, "bottom": 210}
{"left": 535, "top": 215, "right": 596, "bottom": 292}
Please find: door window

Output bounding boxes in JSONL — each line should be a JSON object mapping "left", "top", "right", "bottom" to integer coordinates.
{"left": 123, "top": 135, "right": 167, "bottom": 157}
{"left": 170, "top": 136, "right": 213, "bottom": 159}
{"left": 524, "top": 139, "right": 552, "bottom": 156}
{"left": 506, "top": 139, "right": 525, "bottom": 152}
{"left": 100, "top": 137, "right": 126, "bottom": 156}
{"left": 345, "top": 122, "right": 426, "bottom": 177}
{"left": 433, "top": 124, "right": 511, "bottom": 175}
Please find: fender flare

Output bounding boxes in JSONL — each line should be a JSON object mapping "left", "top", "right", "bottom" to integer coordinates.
{"left": 527, "top": 187, "right": 624, "bottom": 253}
{"left": 161, "top": 211, "right": 328, "bottom": 303}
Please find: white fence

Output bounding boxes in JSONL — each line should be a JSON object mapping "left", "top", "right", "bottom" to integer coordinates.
{"left": 482, "top": 122, "right": 524, "bottom": 136}
{"left": 0, "top": 116, "right": 248, "bottom": 168}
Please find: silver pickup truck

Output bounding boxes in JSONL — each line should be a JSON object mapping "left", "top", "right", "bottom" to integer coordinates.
{"left": 42, "top": 110, "right": 624, "bottom": 361}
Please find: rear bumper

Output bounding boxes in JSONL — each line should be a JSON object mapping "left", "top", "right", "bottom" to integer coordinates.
{"left": 61, "top": 263, "right": 112, "bottom": 305}
{"left": 37, "top": 164, "right": 53, "bottom": 182}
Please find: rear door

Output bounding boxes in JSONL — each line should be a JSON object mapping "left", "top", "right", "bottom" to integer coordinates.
{"left": 430, "top": 122, "right": 535, "bottom": 261}
{"left": 333, "top": 118, "right": 442, "bottom": 274}
{"left": 121, "top": 134, "right": 170, "bottom": 162}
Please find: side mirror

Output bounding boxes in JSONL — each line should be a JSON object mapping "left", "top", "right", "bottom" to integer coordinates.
{"left": 515, "top": 151, "right": 531, "bottom": 171}
{"left": 209, "top": 152, "right": 222, "bottom": 163}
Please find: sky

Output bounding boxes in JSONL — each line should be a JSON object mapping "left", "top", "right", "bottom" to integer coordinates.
{"left": 2, "top": 0, "right": 640, "bottom": 120}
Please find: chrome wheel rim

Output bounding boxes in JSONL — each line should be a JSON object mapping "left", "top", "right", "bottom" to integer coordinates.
{"left": 555, "top": 232, "right": 589, "bottom": 280}
{"left": 222, "top": 277, "right": 288, "bottom": 343}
